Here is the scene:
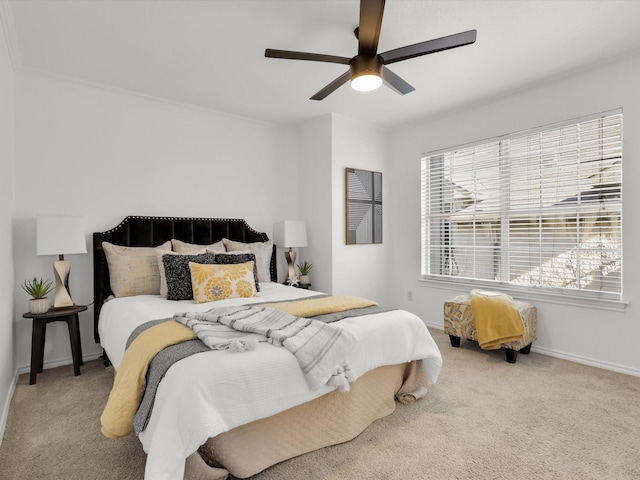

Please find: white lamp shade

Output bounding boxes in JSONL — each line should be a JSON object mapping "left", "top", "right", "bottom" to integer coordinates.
{"left": 37, "top": 216, "right": 88, "bottom": 256}
{"left": 273, "top": 220, "right": 308, "bottom": 248}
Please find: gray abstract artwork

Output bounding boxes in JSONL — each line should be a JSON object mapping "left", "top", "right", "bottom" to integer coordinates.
{"left": 346, "top": 168, "right": 382, "bottom": 244}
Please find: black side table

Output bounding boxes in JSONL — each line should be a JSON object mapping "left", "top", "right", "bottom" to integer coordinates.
{"left": 22, "top": 305, "right": 87, "bottom": 385}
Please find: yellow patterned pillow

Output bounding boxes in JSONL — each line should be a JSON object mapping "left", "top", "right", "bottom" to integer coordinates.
{"left": 189, "top": 261, "right": 257, "bottom": 303}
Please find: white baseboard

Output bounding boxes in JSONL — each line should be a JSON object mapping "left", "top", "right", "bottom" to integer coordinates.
{"left": 529, "top": 345, "right": 640, "bottom": 377}
{"left": 0, "top": 368, "right": 19, "bottom": 449}
{"left": 423, "top": 320, "right": 444, "bottom": 331}
{"left": 424, "top": 321, "right": 640, "bottom": 378}
{"left": 16, "top": 352, "right": 103, "bottom": 376}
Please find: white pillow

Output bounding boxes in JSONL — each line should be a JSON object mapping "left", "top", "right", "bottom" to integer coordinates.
{"left": 171, "top": 238, "right": 225, "bottom": 254}
{"left": 103, "top": 241, "right": 171, "bottom": 297}
{"left": 222, "top": 238, "right": 273, "bottom": 283}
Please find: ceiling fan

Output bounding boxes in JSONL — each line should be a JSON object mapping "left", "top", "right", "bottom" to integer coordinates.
{"left": 265, "top": 0, "right": 477, "bottom": 100}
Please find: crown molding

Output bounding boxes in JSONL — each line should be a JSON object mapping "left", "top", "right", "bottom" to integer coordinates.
{"left": 18, "top": 66, "right": 284, "bottom": 128}
{"left": 0, "top": 1, "right": 21, "bottom": 69}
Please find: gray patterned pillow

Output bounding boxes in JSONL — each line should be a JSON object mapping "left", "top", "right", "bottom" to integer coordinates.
{"left": 163, "top": 252, "right": 217, "bottom": 300}
{"left": 212, "top": 253, "right": 260, "bottom": 292}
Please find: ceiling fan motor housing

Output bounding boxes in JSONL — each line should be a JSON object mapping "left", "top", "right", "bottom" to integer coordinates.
{"left": 350, "top": 55, "right": 383, "bottom": 80}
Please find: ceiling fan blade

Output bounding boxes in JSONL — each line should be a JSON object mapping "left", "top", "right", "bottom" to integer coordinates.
{"left": 380, "top": 29, "right": 477, "bottom": 65}
{"left": 265, "top": 49, "right": 350, "bottom": 65}
{"left": 310, "top": 71, "right": 351, "bottom": 100}
{"left": 382, "top": 67, "right": 415, "bottom": 95}
{"left": 358, "top": 0, "right": 385, "bottom": 55}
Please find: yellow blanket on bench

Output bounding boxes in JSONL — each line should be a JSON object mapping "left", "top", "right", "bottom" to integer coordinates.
{"left": 469, "top": 290, "right": 524, "bottom": 350}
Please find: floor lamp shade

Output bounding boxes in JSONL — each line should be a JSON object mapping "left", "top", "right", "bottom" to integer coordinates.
{"left": 37, "top": 216, "right": 87, "bottom": 309}
{"left": 273, "top": 221, "right": 308, "bottom": 283}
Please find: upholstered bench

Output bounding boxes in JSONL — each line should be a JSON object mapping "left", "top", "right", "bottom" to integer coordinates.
{"left": 444, "top": 294, "right": 537, "bottom": 363}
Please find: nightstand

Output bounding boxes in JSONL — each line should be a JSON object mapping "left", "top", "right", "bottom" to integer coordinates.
{"left": 22, "top": 305, "right": 86, "bottom": 385}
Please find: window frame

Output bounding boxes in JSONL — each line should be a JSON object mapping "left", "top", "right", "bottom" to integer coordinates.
{"left": 420, "top": 109, "right": 625, "bottom": 311}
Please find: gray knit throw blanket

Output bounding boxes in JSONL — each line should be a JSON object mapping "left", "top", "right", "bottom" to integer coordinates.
{"left": 173, "top": 305, "right": 357, "bottom": 392}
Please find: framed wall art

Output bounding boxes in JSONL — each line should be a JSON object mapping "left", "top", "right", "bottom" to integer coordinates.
{"left": 345, "top": 167, "right": 382, "bottom": 245}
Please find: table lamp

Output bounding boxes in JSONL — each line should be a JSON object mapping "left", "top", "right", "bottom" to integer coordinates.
{"left": 36, "top": 216, "right": 87, "bottom": 309}
{"left": 273, "top": 220, "right": 308, "bottom": 283}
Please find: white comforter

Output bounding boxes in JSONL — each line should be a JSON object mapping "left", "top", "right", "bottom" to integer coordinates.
{"left": 99, "top": 283, "right": 442, "bottom": 480}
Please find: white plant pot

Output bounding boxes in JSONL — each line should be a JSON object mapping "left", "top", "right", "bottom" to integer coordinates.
{"left": 299, "top": 275, "right": 310, "bottom": 285}
{"left": 29, "top": 298, "right": 50, "bottom": 314}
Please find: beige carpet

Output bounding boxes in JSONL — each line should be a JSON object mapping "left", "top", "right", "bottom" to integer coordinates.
{"left": 1, "top": 328, "right": 639, "bottom": 480}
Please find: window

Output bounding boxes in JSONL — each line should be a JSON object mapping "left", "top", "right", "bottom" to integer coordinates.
{"left": 421, "top": 110, "right": 622, "bottom": 301}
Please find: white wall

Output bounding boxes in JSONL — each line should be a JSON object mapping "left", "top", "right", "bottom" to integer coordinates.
{"left": 297, "top": 115, "right": 333, "bottom": 293}
{"left": 12, "top": 72, "right": 298, "bottom": 371}
{"left": 389, "top": 54, "right": 640, "bottom": 375}
{"left": 331, "top": 114, "right": 390, "bottom": 304}
{"left": 296, "top": 114, "right": 391, "bottom": 304}
{"left": 0, "top": 12, "right": 16, "bottom": 442}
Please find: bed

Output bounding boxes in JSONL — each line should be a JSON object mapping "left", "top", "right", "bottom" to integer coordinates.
{"left": 94, "top": 216, "right": 443, "bottom": 480}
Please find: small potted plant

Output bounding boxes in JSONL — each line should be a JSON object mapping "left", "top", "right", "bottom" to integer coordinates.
{"left": 296, "top": 261, "right": 313, "bottom": 285}
{"left": 22, "top": 277, "right": 54, "bottom": 314}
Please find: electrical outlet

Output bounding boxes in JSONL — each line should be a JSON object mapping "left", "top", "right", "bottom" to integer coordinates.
{"left": 407, "top": 290, "right": 413, "bottom": 301}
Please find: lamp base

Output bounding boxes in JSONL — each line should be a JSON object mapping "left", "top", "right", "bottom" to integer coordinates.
{"left": 284, "top": 249, "right": 297, "bottom": 283}
{"left": 52, "top": 259, "right": 74, "bottom": 309}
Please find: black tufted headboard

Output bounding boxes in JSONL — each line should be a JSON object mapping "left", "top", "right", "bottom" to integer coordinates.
{"left": 93, "top": 216, "right": 276, "bottom": 344}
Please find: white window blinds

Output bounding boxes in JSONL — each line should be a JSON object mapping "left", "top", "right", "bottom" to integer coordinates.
{"left": 421, "top": 110, "right": 622, "bottom": 300}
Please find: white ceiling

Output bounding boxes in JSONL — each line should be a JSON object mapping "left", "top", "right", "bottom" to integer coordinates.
{"left": 5, "top": 0, "right": 640, "bottom": 127}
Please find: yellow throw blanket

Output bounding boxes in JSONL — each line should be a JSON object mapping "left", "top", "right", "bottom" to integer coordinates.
{"left": 101, "top": 321, "right": 196, "bottom": 439}
{"left": 262, "top": 295, "right": 377, "bottom": 317}
{"left": 469, "top": 290, "right": 525, "bottom": 350}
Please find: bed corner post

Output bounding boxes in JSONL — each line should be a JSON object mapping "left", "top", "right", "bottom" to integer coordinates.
{"left": 93, "top": 231, "right": 105, "bottom": 345}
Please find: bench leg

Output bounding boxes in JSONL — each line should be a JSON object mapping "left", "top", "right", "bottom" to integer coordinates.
{"left": 504, "top": 348, "right": 518, "bottom": 364}
{"left": 520, "top": 343, "right": 532, "bottom": 355}
{"left": 448, "top": 335, "right": 461, "bottom": 348}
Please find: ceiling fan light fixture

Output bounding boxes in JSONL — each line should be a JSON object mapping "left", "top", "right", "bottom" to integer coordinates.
{"left": 349, "top": 55, "right": 383, "bottom": 92}
{"left": 351, "top": 73, "right": 382, "bottom": 92}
